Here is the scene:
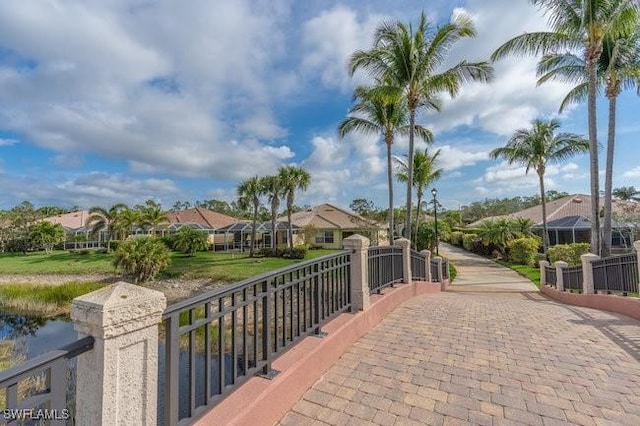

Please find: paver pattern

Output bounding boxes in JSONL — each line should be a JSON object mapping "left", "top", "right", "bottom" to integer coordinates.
{"left": 280, "top": 244, "right": 640, "bottom": 425}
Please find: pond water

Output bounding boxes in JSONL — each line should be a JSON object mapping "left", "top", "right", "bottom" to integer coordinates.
{"left": 0, "top": 312, "right": 77, "bottom": 362}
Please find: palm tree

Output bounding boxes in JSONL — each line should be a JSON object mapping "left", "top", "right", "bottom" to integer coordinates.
{"left": 117, "top": 208, "right": 139, "bottom": 240}
{"left": 394, "top": 148, "right": 443, "bottom": 244}
{"left": 349, "top": 11, "right": 493, "bottom": 241}
{"left": 490, "top": 119, "right": 589, "bottom": 253}
{"left": 338, "top": 84, "right": 433, "bottom": 242}
{"left": 537, "top": 27, "right": 640, "bottom": 256}
{"left": 262, "top": 174, "right": 285, "bottom": 255}
{"left": 237, "top": 176, "right": 264, "bottom": 257}
{"left": 278, "top": 166, "right": 311, "bottom": 251}
{"left": 613, "top": 186, "right": 640, "bottom": 201}
{"left": 138, "top": 203, "right": 168, "bottom": 235}
{"left": 492, "top": 0, "right": 640, "bottom": 255}
{"left": 87, "top": 203, "right": 128, "bottom": 252}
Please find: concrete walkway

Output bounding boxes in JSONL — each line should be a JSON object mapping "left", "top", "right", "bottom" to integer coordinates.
{"left": 279, "top": 244, "right": 640, "bottom": 425}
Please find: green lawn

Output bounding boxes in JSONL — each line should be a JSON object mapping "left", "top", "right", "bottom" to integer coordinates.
{"left": 0, "top": 249, "right": 340, "bottom": 282}
{"left": 497, "top": 260, "right": 541, "bottom": 288}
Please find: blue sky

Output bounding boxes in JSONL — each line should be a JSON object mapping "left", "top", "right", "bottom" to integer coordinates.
{"left": 0, "top": 0, "right": 638, "bottom": 211}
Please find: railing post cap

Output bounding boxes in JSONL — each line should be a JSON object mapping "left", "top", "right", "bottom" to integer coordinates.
{"left": 71, "top": 281, "right": 167, "bottom": 339}
{"left": 555, "top": 261, "right": 568, "bottom": 268}
{"left": 434, "top": 256, "right": 443, "bottom": 263}
{"left": 634, "top": 240, "right": 640, "bottom": 251}
{"left": 539, "top": 260, "right": 550, "bottom": 267}
{"left": 420, "top": 249, "right": 431, "bottom": 257}
{"left": 342, "top": 234, "right": 370, "bottom": 249}
{"left": 393, "top": 238, "right": 410, "bottom": 248}
{"left": 580, "top": 253, "right": 600, "bottom": 262}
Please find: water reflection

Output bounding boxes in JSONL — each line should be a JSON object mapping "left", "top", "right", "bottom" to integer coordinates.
{"left": 0, "top": 312, "right": 77, "bottom": 360}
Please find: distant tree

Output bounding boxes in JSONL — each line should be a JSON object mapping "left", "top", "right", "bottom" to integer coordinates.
{"left": 262, "top": 175, "right": 285, "bottom": 255}
{"left": 170, "top": 201, "right": 192, "bottom": 212}
{"left": 490, "top": 119, "right": 588, "bottom": 253}
{"left": 37, "top": 206, "right": 68, "bottom": 217}
{"left": 237, "top": 176, "right": 265, "bottom": 257}
{"left": 87, "top": 203, "right": 129, "bottom": 252}
{"left": 613, "top": 186, "right": 640, "bottom": 201}
{"left": 29, "top": 222, "right": 65, "bottom": 253}
{"left": 278, "top": 166, "right": 311, "bottom": 251}
{"left": 441, "top": 211, "right": 463, "bottom": 228}
{"left": 172, "top": 227, "right": 209, "bottom": 256}
{"left": 349, "top": 198, "right": 378, "bottom": 218}
{"left": 395, "top": 147, "right": 443, "bottom": 244}
{"left": 137, "top": 200, "right": 168, "bottom": 234}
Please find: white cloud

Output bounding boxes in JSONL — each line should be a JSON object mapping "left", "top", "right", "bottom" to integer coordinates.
{"left": 0, "top": 138, "right": 18, "bottom": 147}
{"left": 51, "top": 154, "right": 84, "bottom": 169}
{"left": 301, "top": 5, "right": 386, "bottom": 91}
{"left": 623, "top": 167, "right": 640, "bottom": 178}
{"left": 436, "top": 145, "right": 489, "bottom": 170}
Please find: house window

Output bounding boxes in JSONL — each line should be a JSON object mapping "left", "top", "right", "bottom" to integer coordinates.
{"left": 315, "top": 231, "right": 334, "bottom": 244}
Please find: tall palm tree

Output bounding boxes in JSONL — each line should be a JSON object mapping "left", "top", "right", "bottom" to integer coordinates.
{"left": 87, "top": 203, "right": 128, "bottom": 252}
{"left": 118, "top": 207, "right": 139, "bottom": 239}
{"left": 278, "top": 166, "right": 311, "bottom": 251}
{"left": 138, "top": 204, "right": 168, "bottom": 235}
{"left": 537, "top": 27, "right": 640, "bottom": 256}
{"left": 237, "top": 176, "right": 264, "bottom": 257}
{"left": 262, "top": 174, "right": 285, "bottom": 255}
{"left": 492, "top": 0, "right": 640, "bottom": 254}
{"left": 490, "top": 119, "right": 589, "bottom": 253}
{"left": 349, "top": 11, "right": 493, "bottom": 241}
{"left": 394, "top": 148, "right": 443, "bottom": 244}
{"left": 338, "top": 84, "right": 433, "bottom": 243}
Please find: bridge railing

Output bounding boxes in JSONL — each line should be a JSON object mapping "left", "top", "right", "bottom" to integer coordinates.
{"left": 0, "top": 336, "right": 94, "bottom": 425}
{"left": 367, "top": 246, "right": 403, "bottom": 293}
{"left": 592, "top": 253, "right": 639, "bottom": 294}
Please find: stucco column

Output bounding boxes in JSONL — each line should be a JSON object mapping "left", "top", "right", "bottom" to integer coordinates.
{"left": 433, "top": 257, "right": 444, "bottom": 282}
{"left": 555, "top": 261, "right": 568, "bottom": 292}
{"left": 394, "top": 238, "right": 411, "bottom": 284}
{"left": 580, "top": 254, "right": 600, "bottom": 295}
{"left": 71, "top": 282, "right": 167, "bottom": 426}
{"left": 539, "top": 260, "right": 549, "bottom": 287}
{"left": 420, "top": 249, "right": 431, "bottom": 282}
{"left": 343, "top": 234, "right": 370, "bottom": 311}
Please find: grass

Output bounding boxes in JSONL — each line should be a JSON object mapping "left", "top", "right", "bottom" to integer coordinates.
{"left": 0, "top": 250, "right": 115, "bottom": 275}
{"left": 497, "top": 260, "right": 541, "bottom": 288}
{"left": 0, "top": 282, "right": 105, "bottom": 317}
{"left": 449, "top": 263, "right": 457, "bottom": 282}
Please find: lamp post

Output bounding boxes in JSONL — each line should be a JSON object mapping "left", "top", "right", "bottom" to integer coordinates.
{"left": 431, "top": 188, "right": 439, "bottom": 256}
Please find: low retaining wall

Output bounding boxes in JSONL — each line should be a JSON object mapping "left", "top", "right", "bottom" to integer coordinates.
{"left": 541, "top": 286, "right": 640, "bottom": 321}
{"left": 194, "top": 280, "right": 442, "bottom": 426}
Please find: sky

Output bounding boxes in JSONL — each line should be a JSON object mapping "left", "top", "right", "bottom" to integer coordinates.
{"left": 0, "top": 0, "right": 638, "bottom": 212}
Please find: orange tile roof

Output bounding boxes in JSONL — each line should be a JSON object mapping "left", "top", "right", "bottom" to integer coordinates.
{"left": 280, "top": 203, "right": 383, "bottom": 230}
{"left": 166, "top": 207, "right": 238, "bottom": 229}
{"left": 42, "top": 210, "right": 91, "bottom": 229}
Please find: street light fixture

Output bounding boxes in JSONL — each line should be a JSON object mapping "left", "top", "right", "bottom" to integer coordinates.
{"left": 431, "top": 188, "right": 439, "bottom": 256}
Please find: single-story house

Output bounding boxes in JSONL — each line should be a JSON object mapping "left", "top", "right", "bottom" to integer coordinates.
{"left": 280, "top": 203, "right": 387, "bottom": 249}
{"left": 469, "top": 194, "right": 640, "bottom": 249}
{"left": 42, "top": 210, "right": 107, "bottom": 249}
{"left": 212, "top": 221, "right": 299, "bottom": 252}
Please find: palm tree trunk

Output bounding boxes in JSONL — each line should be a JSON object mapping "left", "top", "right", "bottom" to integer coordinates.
{"left": 386, "top": 141, "right": 394, "bottom": 244}
{"left": 287, "top": 195, "right": 294, "bottom": 251}
{"left": 538, "top": 171, "right": 550, "bottom": 253}
{"left": 587, "top": 53, "right": 601, "bottom": 256}
{"left": 602, "top": 94, "right": 617, "bottom": 258}
{"left": 414, "top": 192, "right": 422, "bottom": 248}
{"left": 405, "top": 108, "right": 415, "bottom": 240}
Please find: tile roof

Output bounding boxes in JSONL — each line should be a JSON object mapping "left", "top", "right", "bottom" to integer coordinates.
{"left": 166, "top": 207, "right": 238, "bottom": 229}
{"left": 42, "top": 210, "right": 91, "bottom": 230}
{"left": 468, "top": 194, "right": 638, "bottom": 228}
{"left": 280, "top": 203, "right": 383, "bottom": 230}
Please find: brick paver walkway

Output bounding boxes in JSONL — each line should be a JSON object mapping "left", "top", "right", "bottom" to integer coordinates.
{"left": 280, "top": 244, "right": 640, "bottom": 425}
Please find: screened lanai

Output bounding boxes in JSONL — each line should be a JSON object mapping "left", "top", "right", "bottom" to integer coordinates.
{"left": 534, "top": 215, "right": 591, "bottom": 245}
{"left": 213, "top": 221, "right": 299, "bottom": 252}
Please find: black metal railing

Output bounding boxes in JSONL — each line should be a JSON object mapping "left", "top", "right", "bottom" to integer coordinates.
{"left": 161, "top": 251, "right": 351, "bottom": 425}
{"left": 563, "top": 265, "right": 583, "bottom": 292}
{"left": 430, "top": 258, "right": 440, "bottom": 282}
{"left": 410, "top": 250, "right": 426, "bottom": 280}
{"left": 0, "top": 336, "right": 94, "bottom": 425}
{"left": 545, "top": 266, "right": 557, "bottom": 287}
{"left": 592, "top": 253, "right": 639, "bottom": 294}
{"left": 367, "top": 246, "right": 403, "bottom": 293}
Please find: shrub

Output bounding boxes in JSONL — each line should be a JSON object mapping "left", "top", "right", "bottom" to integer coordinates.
{"left": 108, "top": 240, "right": 122, "bottom": 251}
{"left": 282, "top": 247, "right": 307, "bottom": 259}
{"left": 113, "top": 237, "right": 171, "bottom": 282}
{"left": 416, "top": 221, "right": 451, "bottom": 252}
{"left": 29, "top": 222, "right": 65, "bottom": 253}
{"left": 449, "top": 231, "right": 464, "bottom": 246}
{"left": 172, "top": 227, "right": 209, "bottom": 256}
{"left": 507, "top": 237, "right": 541, "bottom": 266}
{"left": 462, "top": 233, "right": 478, "bottom": 252}
{"left": 547, "top": 243, "right": 591, "bottom": 266}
